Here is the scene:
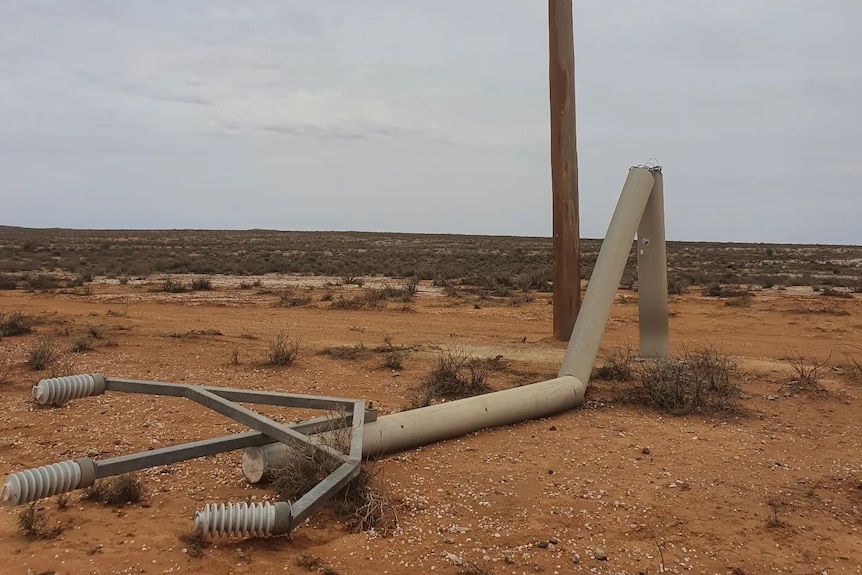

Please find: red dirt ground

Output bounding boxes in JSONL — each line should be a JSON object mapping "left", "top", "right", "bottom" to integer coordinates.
{"left": 1, "top": 280, "right": 860, "bottom": 575}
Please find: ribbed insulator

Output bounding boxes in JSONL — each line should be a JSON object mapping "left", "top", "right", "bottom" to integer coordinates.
{"left": 1, "top": 460, "right": 82, "bottom": 506}
{"left": 194, "top": 502, "right": 278, "bottom": 537}
{"left": 32, "top": 374, "right": 97, "bottom": 405}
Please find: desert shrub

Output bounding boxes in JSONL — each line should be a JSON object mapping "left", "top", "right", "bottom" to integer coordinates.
{"left": 0, "top": 312, "right": 34, "bottom": 337}
{"left": 266, "top": 331, "right": 300, "bottom": 366}
{"left": 620, "top": 347, "right": 740, "bottom": 415}
{"left": 26, "top": 339, "right": 60, "bottom": 370}
{"left": 190, "top": 277, "right": 213, "bottom": 291}
{"left": 702, "top": 283, "right": 748, "bottom": 298}
{"left": 725, "top": 294, "right": 753, "bottom": 307}
{"left": 785, "top": 350, "right": 830, "bottom": 391}
{"left": 404, "top": 349, "right": 503, "bottom": 408}
{"left": 667, "top": 276, "right": 690, "bottom": 295}
{"left": 821, "top": 287, "right": 852, "bottom": 298}
{"left": 319, "top": 344, "right": 371, "bottom": 361}
{"left": 0, "top": 273, "right": 17, "bottom": 290}
{"left": 384, "top": 351, "right": 405, "bottom": 370}
{"left": 0, "top": 351, "right": 12, "bottom": 385}
{"left": 179, "top": 528, "right": 210, "bottom": 557}
{"left": 24, "top": 274, "right": 61, "bottom": 291}
{"left": 18, "top": 504, "right": 62, "bottom": 540}
{"left": 271, "top": 412, "right": 397, "bottom": 536}
{"left": 162, "top": 278, "right": 189, "bottom": 293}
{"left": 592, "top": 345, "right": 635, "bottom": 382}
{"left": 332, "top": 466, "right": 397, "bottom": 536}
{"left": 296, "top": 553, "right": 324, "bottom": 571}
{"left": 342, "top": 275, "right": 365, "bottom": 287}
{"left": 277, "top": 287, "right": 312, "bottom": 307}
{"left": 82, "top": 473, "right": 145, "bottom": 505}
{"left": 70, "top": 335, "right": 94, "bottom": 353}
{"left": 118, "top": 276, "right": 130, "bottom": 285}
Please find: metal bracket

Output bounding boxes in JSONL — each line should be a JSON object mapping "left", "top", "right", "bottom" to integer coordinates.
{"left": 2, "top": 374, "right": 375, "bottom": 537}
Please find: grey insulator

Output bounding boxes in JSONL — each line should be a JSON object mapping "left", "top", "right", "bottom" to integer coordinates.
{"left": 1, "top": 460, "right": 85, "bottom": 506}
{"left": 194, "top": 501, "right": 291, "bottom": 537}
{"left": 31, "top": 373, "right": 106, "bottom": 405}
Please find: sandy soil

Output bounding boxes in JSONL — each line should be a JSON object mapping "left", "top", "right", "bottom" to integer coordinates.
{"left": 1, "top": 280, "right": 860, "bottom": 575}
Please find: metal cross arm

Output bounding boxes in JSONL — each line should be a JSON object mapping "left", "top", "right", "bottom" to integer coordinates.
{"left": 2, "top": 373, "right": 373, "bottom": 538}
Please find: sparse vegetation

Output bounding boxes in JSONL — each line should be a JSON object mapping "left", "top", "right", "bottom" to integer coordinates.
{"left": 592, "top": 345, "right": 635, "bottom": 382}
{"left": 296, "top": 553, "right": 324, "bottom": 571}
{"left": 266, "top": 330, "right": 301, "bottom": 366}
{"left": 277, "top": 287, "right": 312, "bottom": 307}
{"left": 319, "top": 344, "right": 371, "bottom": 361}
{"left": 404, "top": 348, "right": 503, "bottom": 409}
{"left": 229, "top": 348, "right": 240, "bottom": 365}
{"left": 270, "top": 411, "right": 397, "bottom": 536}
{"left": 765, "top": 496, "right": 787, "bottom": 529}
{"left": 0, "top": 273, "right": 17, "bottom": 290}
{"left": 70, "top": 335, "right": 94, "bottom": 353}
{"left": 821, "top": 287, "right": 852, "bottom": 298}
{"left": 161, "top": 278, "right": 189, "bottom": 293}
{"left": 619, "top": 347, "right": 740, "bottom": 415}
{"left": 179, "top": 528, "right": 210, "bottom": 558}
{"left": 0, "top": 311, "right": 34, "bottom": 337}
{"left": 82, "top": 473, "right": 145, "bottom": 505}
{"left": 17, "top": 504, "right": 62, "bottom": 540}
{"left": 0, "top": 350, "right": 12, "bottom": 385}
{"left": 785, "top": 350, "right": 830, "bottom": 391}
{"left": 190, "top": 277, "right": 213, "bottom": 291}
{"left": 383, "top": 351, "right": 405, "bottom": 370}
{"left": 26, "top": 339, "right": 60, "bottom": 371}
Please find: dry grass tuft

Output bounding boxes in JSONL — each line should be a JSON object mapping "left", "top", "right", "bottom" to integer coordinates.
{"left": 266, "top": 331, "right": 300, "bottom": 366}
{"left": 619, "top": 346, "right": 740, "bottom": 415}
{"left": 82, "top": 473, "right": 145, "bottom": 506}
{"left": 18, "top": 504, "right": 62, "bottom": 540}
{"left": 179, "top": 528, "right": 210, "bottom": 558}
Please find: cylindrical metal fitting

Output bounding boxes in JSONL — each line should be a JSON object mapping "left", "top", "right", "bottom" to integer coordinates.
{"left": 31, "top": 373, "right": 107, "bottom": 405}
{"left": 193, "top": 501, "right": 291, "bottom": 537}
{"left": 1, "top": 458, "right": 95, "bottom": 507}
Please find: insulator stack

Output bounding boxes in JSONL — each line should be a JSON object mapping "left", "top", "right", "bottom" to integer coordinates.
{"left": 31, "top": 373, "right": 106, "bottom": 405}
{"left": 193, "top": 501, "right": 291, "bottom": 537}
{"left": 1, "top": 460, "right": 89, "bottom": 506}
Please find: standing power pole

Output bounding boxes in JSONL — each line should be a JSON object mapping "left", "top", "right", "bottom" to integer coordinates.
{"left": 549, "top": 0, "right": 580, "bottom": 341}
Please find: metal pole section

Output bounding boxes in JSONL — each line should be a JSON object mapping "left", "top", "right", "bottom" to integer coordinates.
{"left": 549, "top": 0, "right": 581, "bottom": 341}
{"left": 558, "top": 167, "right": 656, "bottom": 381}
{"left": 243, "top": 375, "right": 586, "bottom": 482}
{"left": 637, "top": 171, "right": 669, "bottom": 358}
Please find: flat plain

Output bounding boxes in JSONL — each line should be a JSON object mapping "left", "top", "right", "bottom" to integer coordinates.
{"left": 0, "top": 228, "right": 860, "bottom": 575}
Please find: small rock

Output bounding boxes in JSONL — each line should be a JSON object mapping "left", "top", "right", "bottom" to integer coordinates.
{"left": 549, "top": 537, "right": 559, "bottom": 545}
{"left": 766, "top": 395, "right": 777, "bottom": 401}
{"left": 549, "top": 425, "right": 557, "bottom": 431}
{"left": 443, "top": 552, "right": 464, "bottom": 566}
{"left": 547, "top": 543, "right": 556, "bottom": 552}
{"left": 452, "top": 525, "right": 468, "bottom": 533}
{"left": 641, "top": 447, "right": 651, "bottom": 455}
{"left": 443, "top": 537, "right": 454, "bottom": 544}
{"left": 783, "top": 392, "right": 792, "bottom": 398}
{"left": 535, "top": 540, "right": 549, "bottom": 548}
{"left": 571, "top": 553, "right": 580, "bottom": 564}
{"left": 593, "top": 548, "right": 608, "bottom": 561}
{"left": 504, "top": 554, "right": 515, "bottom": 564}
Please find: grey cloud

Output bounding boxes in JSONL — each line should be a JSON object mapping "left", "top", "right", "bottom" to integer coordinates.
{"left": 0, "top": 0, "right": 860, "bottom": 244}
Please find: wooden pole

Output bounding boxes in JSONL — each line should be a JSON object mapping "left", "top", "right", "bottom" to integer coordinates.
{"left": 549, "top": 0, "right": 580, "bottom": 341}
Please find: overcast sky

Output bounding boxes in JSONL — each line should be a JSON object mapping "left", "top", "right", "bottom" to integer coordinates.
{"left": 1, "top": 1, "right": 860, "bottom": 244}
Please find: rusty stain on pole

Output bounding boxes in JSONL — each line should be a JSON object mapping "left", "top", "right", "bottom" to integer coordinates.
{"left": 549, "top": 0, "right": 580, "bottom": 341}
